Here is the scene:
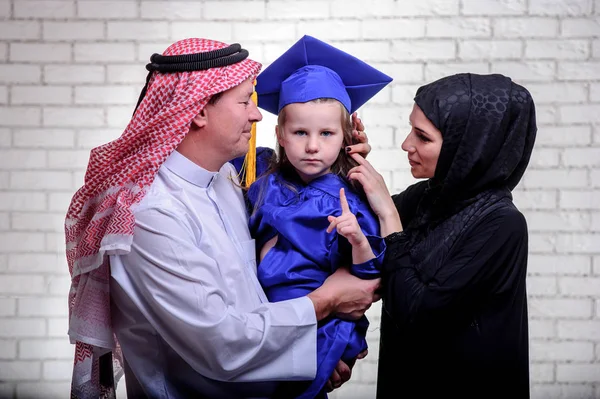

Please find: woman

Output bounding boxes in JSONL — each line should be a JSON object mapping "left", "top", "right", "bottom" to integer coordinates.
{"left": 347, "top": 73, "right": 536, "bottom": 398}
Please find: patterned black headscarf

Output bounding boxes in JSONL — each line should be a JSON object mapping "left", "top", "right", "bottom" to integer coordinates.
{"left": 408, "top": 73, "right": 537, "bottom": 231}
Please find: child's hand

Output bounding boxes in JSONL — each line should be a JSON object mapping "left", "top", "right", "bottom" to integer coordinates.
{"left": 327, "top": 188, "right": 367, "bottom": 248}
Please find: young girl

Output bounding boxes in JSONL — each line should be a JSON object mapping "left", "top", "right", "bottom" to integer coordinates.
{"left": 244, "top": 35, "right": 392, "bottom": 399}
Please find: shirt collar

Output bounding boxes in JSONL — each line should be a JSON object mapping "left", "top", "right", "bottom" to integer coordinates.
{"left": 162, "top": 150, "right": 219, "bottom": 188}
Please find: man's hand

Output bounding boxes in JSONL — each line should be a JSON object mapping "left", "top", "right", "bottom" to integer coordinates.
{"left": 325, "top": 349, "right": 369, "bottom": 392}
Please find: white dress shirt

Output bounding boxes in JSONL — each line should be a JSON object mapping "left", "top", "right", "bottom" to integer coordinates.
{"left": 110, "top": 150, "right": 317, "bottom": 399}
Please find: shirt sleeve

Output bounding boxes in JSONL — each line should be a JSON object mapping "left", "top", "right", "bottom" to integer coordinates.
{"left": 111, "top": 205, "right": 318, "bottom": 382}
{"left": 382, "top": 205, "right": 528, "bottom": 330}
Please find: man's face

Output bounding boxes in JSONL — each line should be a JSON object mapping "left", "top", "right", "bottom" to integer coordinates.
{"left": 202, "top": 78, "right": 263, "bottom": 161}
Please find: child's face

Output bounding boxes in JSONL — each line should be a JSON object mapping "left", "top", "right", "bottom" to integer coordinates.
{"left": 278, "top": 101, "right": 345, "bottom": 183}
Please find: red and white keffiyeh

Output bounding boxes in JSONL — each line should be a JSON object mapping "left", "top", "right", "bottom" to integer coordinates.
{"left": 64, "top": 38, "right": 261, "bottom": 398}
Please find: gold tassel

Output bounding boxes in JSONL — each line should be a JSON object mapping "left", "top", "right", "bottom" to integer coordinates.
{"left": 240, "top": 80, "right": 258, "bottom": 188}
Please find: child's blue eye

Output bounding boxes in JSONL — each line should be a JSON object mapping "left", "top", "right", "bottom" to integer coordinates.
{"left": 321, "top": 131, "right": 333, "bottom": 137}
{"left": 294, "top": 130, "right": 307, "bottom": 136}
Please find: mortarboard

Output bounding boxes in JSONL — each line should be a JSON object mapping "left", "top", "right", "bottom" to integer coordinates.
{"left": 255, "top": 35, "right": 393, "bottom": 115}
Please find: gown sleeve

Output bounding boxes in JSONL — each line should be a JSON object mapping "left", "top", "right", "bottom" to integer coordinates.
{"left": 382, "top": 205, "right": 528, "bottom": 330}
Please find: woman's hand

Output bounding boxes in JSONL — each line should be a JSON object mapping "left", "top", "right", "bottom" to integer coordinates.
{"left": 347, "top": 153, "right": 403, "bottom": 235}
{"left": 346, "top": 112, "right": 371, "bottom": 158}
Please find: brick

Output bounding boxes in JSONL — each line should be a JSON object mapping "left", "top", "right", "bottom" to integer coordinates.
{"left": 561, "top": 17, "right": 600, "bottom": 36}
{"left": 392, "top": 84, "right": 420, "bottom": 105}
{"left": 526, "top": 211, "right": 590, "bottom": 231}
{"left": 529, "top": 298, "right": 592, "bottom": 318}
{"left": 9, "top": 171, "right": 71, "bottom": 190}
{"left": 493, "top": 18, "right": 559, "bottom": 38}
{"left": 528, "top": 319, "right": 556, "bottom": 339}
{"left": 558, "top": 62, "right": 600, "bottom": 80}
{"left": 562, "top": 147, "right": 600, "bottom": 167}
{"left": 530, "top": 363, "right": 555, "bottom": 382}
{"left": 328, "top": 42, "right": 392, "bottom": 63}
{"left": 363, "top": 20, "right": 426, "bottom": 39}
{"left": 492, "top": 61, "right": 556, "bottom": 82}
{"left": 76, "top": 128, "right": 122, "bottom": 149}
{"left": 522, "top": 169, "right": 587, "bottom": 189}
{"left": 366, "top": 126, "right": 394, "bottom": 149}
{"left": 592, "top": 213, "right": 600, "bottom": 231}
{"left": 12, "top": 86, "right": 72, "bottom": 106}
{"left": 337, "top": 0, "right": 459, "bottom": 17}
{"left": 531, "top": 384, "right": 594, "bottom": 398}
{"left": 107, "top": 21, "right": 169, "bottom": 41}
{"left": 0, "top": 1, "right": 9, "bottom": 17}
{"left": 0, "top": 212, "right": 8, "bottom": 230}
{"left": 137, "top": 42, "right": 172, "bottom": 62}
{"left": 535, "top": 125, "right": 591, "bottom": 146}
{"left": 43, "top": 21, "right": 104, "bottom": 41}
{"left": 141, "top": 1, "right": 203, "bottom": 20}
{"left": 75, "top": 43, "right": 136, "bottom": 63}
{"left": 0, "top": 128, "right": 10, "bottom": 147}
{"left": 75, "top": 86, "right": 137, "bottom": 105}
{"left": 0, "top": 85, "right": 6, "bottom": 104}
{"left": 44, "top": 107, "right": 104, "bottom": 128}
{"left": 171, "top": 21, "right": 233, "bottom": 42}
{"left": 462, "top": 0, "right": 527, "bottom": 16}
{"left": 10, "top": 43, "right": 71, "bottom": 63}
{"left": 107, "top": 106, "right": 133, "bottom": 128}
{"left": 44, "top": 65, "right": 105, "bottom": 84}
{"left": 0, "top": 361, "right": 41, "bottom": 381}
{"left": 462, "top": 0, "right": 526, "bottom": 15}
{"left": 232, "top": 22, "right": 293, "bottom": 42}
{"left": 532, "top": 341, "right": 595, "bottom": 361}
{"left": 527, "top": 83, "right": 587, "bottom": 104}
{"left": 527, "top": 275, "right": 558, "bottom": 295}
{"left": 267, "top": 1, "right": 329, "bottom": 19}
{"left": 559, "top": 277, "right": 600, "bottom": 296}
{"left": 0, "top": 319, "right": 46, "bottom": 338}
{"left": 0, "top": 42, "right": 6, "bottom": 62}
{"left": 529, "top": 232, "right": 556, "bottom": 252}
{"left": 17, "top": 382, "right": 71, "bottom": 398}
{"left": 77, "top": 1, "right": 137, "bottom": 18}
{"left": 47, "top": 318, "right": 68, "bottom": 338}
{"left": 559, "top": 320, "right": 600, "bottom": 340}
{"left": 530, "top": 0, "right": 593, "bottom": 16}
{"left": 19, "top": 339, "right": 73, "bottom": 360}
{"left": 427, "top": 17, "right": 491, "bottom": 38}
{"left": 14, "top": 0, "right": 74, "bottom": 18}
{"left": 559, "top": 104, "right": 600, "bottom": 123}
{"left": 513, "top": 189, "right": 557, "bottom": 210}
{"left": 425, "top": 62, "right": 489, "bottom": 81}
{"left": 0, "top": 339, "right": 16, "bottom": 360}
{"left": 391, "top": 40, "right": 455, "bottom": 61}
{"left": 204, "top": 1, "right": 265, "bottom": 20}
{"left": 557, "top": 364, "right": 600, "bottom": 383}
{"left": 0, "top": 298, "right": 16, "bottom": 317}
{"left": 13, "top": 129, "right": 75, "bottom": 148}
{"left": 0, "top": 150, "right": 46, "bottom": 170}
{"left": 0, "top": 107, "right": 41, "bottom": 127}
{"left": 560, "top": 190, "right": 600, "bottom": 210}
{"left": 592, "top": 83, "right": 600, "bottom": 101}
{"left": 0, "top": 233, "right": 45, "bottom": 253}
{"left": 459, "top": 40, "right": 522, "bottom": 59}
{"left": 0, "top": 64, "right": 42, "bottom": 84}
{"left": 11, "top": 212, "right": 65, "bottom": 233}
{"left": 594, "top": 38, "right": 600, "bottom": 58}
{"left": 528, "top": 254, "right": 591, "bottom": 275}
{"left": 525, "top": 39, "right": 589, "bottom": 59}
{"left": 107, "top": 64, "right": 147, "bottom": 84}
{"left": 0, "top": 192, "right": 45, "bottom": 211}
{"left": 47, "top": 150, "right": 91, "bottom": 170}
{"left": 47, "top": 275, "right": 71, "bottom": 296}
{"left": 557, "top": 233, "right": 600, "bottom": 254}
{"left": 528, "top": 148, "right": 560, "bottom": 168}
{"left": 0, "top": 172, "right": 7, "bottom": 189}
{"left": 0, "top": 21, "right": 40, "bottom": 41}
{"left": 9, "top": 254, "right": 67, "bottom": 274}
{"left": 18, "top": 297, "right": 68, "bottom": 317}
{"left": 43, "top": 360, "right": 73, "bottom": 380}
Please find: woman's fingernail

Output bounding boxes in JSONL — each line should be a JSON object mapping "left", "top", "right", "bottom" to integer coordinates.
{"left": 346, "top": 147, "right": 351, "bottom": 152}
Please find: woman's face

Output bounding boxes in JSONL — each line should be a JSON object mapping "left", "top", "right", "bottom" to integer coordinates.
{"left": 401, "top": 103, "right": 443, "bottom": 179}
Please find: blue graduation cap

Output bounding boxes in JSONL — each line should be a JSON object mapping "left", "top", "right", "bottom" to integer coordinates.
{"left": 256, "top": 35, "right": 393, "bottom": 115}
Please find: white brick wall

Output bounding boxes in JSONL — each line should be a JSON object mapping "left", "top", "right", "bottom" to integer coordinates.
{"left": 0, "top": 0, "right": 598, "bottom": 398}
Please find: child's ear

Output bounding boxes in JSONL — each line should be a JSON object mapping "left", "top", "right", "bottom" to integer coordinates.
{"left": 275, "top": 125, "right": 285, "bottom": 148}
{"left": 191, "top": 108, "right": 208, "bottom": 128}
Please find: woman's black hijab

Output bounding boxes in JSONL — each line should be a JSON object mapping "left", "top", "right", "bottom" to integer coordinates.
{"left": 408, "top": 73, "right": 537, "bottom": 232}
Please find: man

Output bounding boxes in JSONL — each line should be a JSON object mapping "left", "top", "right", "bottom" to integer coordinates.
{"left": 65, "top": 38, "right": 379, "bottom": 398}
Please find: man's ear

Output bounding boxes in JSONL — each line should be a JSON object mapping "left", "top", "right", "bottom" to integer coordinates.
{"left": 275, "top": 125, "right": 285, "bottom": 148}
{"left": 191, "top": 108, "right": 208, "bottom": 129}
